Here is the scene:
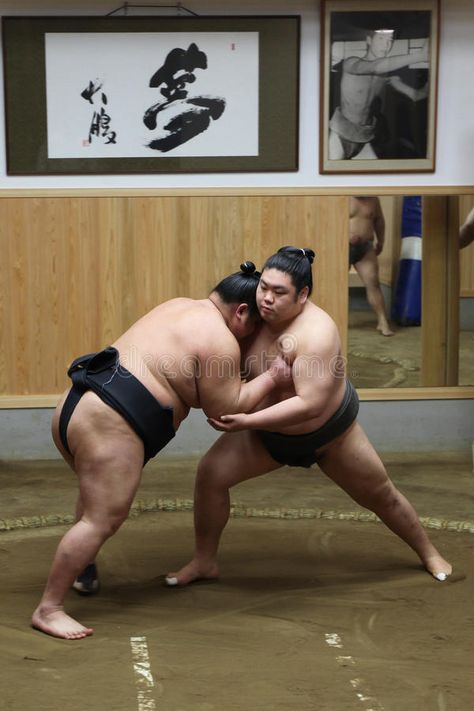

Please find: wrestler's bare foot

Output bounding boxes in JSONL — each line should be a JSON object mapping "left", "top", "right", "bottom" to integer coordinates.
{"left": 377, "top": 323, "right": 395, "bottom": 336}
{"left": 32, "top": 605, "right": 94, "bottom": 639}
{"left": 424, "top": 555, "right": 452, "bottom": 582}
{"left": 165, "top": 559, "right": 219, "bottom": 587}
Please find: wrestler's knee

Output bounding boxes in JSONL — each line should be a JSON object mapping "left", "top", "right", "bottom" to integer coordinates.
{"left": 82, "top": 509, "right": 129, "bottom": 540}
{"left": 102, "top": 510, "right": 130, "bottom": 537}
{"left": 196, "top": 447, "right": 246, "bottom": 492}
{"left": 357, "top": 479, "right": 399, "bottom": 512}
{"left": 195, "top": 452, "right": 226, "bottom": 489}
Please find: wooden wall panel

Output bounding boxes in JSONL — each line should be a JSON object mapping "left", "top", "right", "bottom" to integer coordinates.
{"left": 421, "top": 197, "right": 448, "bottom": 386}
{"left": 447, "top": 196, "right": 461, "bottom": 385}
{"left": 0, "top": 194, "right": 348, "bottom": 397}
{"left": 310, "top": 195, "right": 349, "bottom": 346}
{"left": 421, "top": 196, "right": 460, "bottom": 387}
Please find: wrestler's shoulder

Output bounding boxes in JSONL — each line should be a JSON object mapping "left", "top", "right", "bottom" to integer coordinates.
{"left": 288, "top": 304, "right": 338, "bottom": 350}
{"left": 159, "top": 296, "right": 200, "bottom": 311}
{"left": 302, "top": 301, "right": 337, "bottom": 327}
{"left": 153, "top": 297, "right": 219, "bottom": 320}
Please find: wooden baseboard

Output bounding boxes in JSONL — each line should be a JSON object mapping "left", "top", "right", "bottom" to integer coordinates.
{"left": 0, "top": 395, "right": 60, "bottom": 409}
{"left": 1, "top": 387, "right": 473, "bottom": 409}
{"left": 358, "top": 387, "right": 474, "bottom": 401}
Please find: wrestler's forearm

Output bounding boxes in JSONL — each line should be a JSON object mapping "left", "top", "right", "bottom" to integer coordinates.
{"left": 234, "top": 371, "right": 277, "bottom": 414}
{"left": 241, "top": 395, "right": 320, "bottom": 430}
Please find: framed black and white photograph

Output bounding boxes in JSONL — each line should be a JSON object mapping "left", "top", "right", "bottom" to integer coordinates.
{"left": 2, "top": 15, "right": 300, "bottom": 175}
{"left": 320, "top": 0, "right": 439, "bottom": 174}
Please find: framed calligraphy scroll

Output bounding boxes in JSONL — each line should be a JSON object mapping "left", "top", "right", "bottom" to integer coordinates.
{"left": 319, "top": 0, "right": 439, "bottom": 174}
{"left": 2, "top": 15, "right": 300, "bottom": 174}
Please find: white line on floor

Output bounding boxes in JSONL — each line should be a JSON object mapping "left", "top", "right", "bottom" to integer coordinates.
{"left": 130, "top": 636, "right": 156, "bottom": 711}
{"left": 324, "top": 633, "right": 384, "bottom": 711}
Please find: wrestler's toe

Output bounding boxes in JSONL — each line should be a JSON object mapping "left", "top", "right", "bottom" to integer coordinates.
{"left": 165, "top": 576, "right": 179, "bottom": 586}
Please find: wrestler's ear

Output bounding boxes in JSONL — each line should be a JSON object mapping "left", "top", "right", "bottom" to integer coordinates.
{"left": 235, "top": 303, "right": 249, "bottom": 320}
{"left": 298, "top": 286, "right": 309, "bottom": 305}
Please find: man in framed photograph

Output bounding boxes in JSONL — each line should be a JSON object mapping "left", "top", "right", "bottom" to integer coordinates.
{"left": 328, "top": 18, "right": 431, "bottom": 161}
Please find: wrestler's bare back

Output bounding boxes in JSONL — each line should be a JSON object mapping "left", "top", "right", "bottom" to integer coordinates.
{"left": 242, "top": 300, "right": 346, "bottom": 435}
{"left": 349, "top": 196, "right": 378, "bottom": 246}
{"left": 113, "top": 297, "right": 240, "bottom": 427}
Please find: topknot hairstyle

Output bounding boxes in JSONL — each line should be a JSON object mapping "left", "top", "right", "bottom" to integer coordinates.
{"left": 261, "top": 246, "right": 316, "bottom": 296}
{"left": 240, "top": 260, "right": 260, "bottom": 275}
{"left": 211, "top": 261, "right": 261, "bottom": 316}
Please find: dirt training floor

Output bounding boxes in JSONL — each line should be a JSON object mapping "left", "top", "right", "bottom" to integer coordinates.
{"left": 1, "top": 453, "right": 474, "bottom": 711}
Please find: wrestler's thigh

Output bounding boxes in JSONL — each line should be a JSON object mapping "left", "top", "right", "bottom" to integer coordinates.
{"left": 316, "top": 422, "right": 392, "bottom": 500}
{"left": 68, "top": 394, "right": 146, "bottom": 520}
{"left": 73, "top": 436, "right": 144, "bottom": 524}
{"left": 198, "top": 431, "right": 281, "bottom": 489}
{"left": 354, "top": 246, "right": 379, "bottom": 284}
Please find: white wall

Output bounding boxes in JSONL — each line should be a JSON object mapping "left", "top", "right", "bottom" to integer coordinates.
{"left": 0, "top": 0, "right": 473, "bottom": 190}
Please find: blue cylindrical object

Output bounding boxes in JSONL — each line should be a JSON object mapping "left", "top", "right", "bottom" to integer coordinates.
{"left": 392, "top": 196, "right": 422, "bottom": 326}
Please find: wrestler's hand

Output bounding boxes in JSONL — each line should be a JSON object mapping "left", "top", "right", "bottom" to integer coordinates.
{"left": 207, "top": 413, "right": 248, "bottom": 432}
{"left": 268, "top": 354, "right": 293, "bottom": 386}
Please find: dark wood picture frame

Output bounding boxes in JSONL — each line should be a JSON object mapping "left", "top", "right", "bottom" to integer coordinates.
{"left": 319, "top": 0, "right": 439, "bottom": 174}
{"left": 2, "top": 15, "right": 300, "bottom": 175}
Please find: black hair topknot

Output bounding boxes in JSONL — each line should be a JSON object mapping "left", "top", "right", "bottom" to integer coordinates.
{"left": 240, "top": 261, "right": 258, "bottom": 275}
{"left": 211, "top": 260, "right": 261, "bottom": 316}
{"left": 278, "top": 246, "right": 315, "bottom": 265}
